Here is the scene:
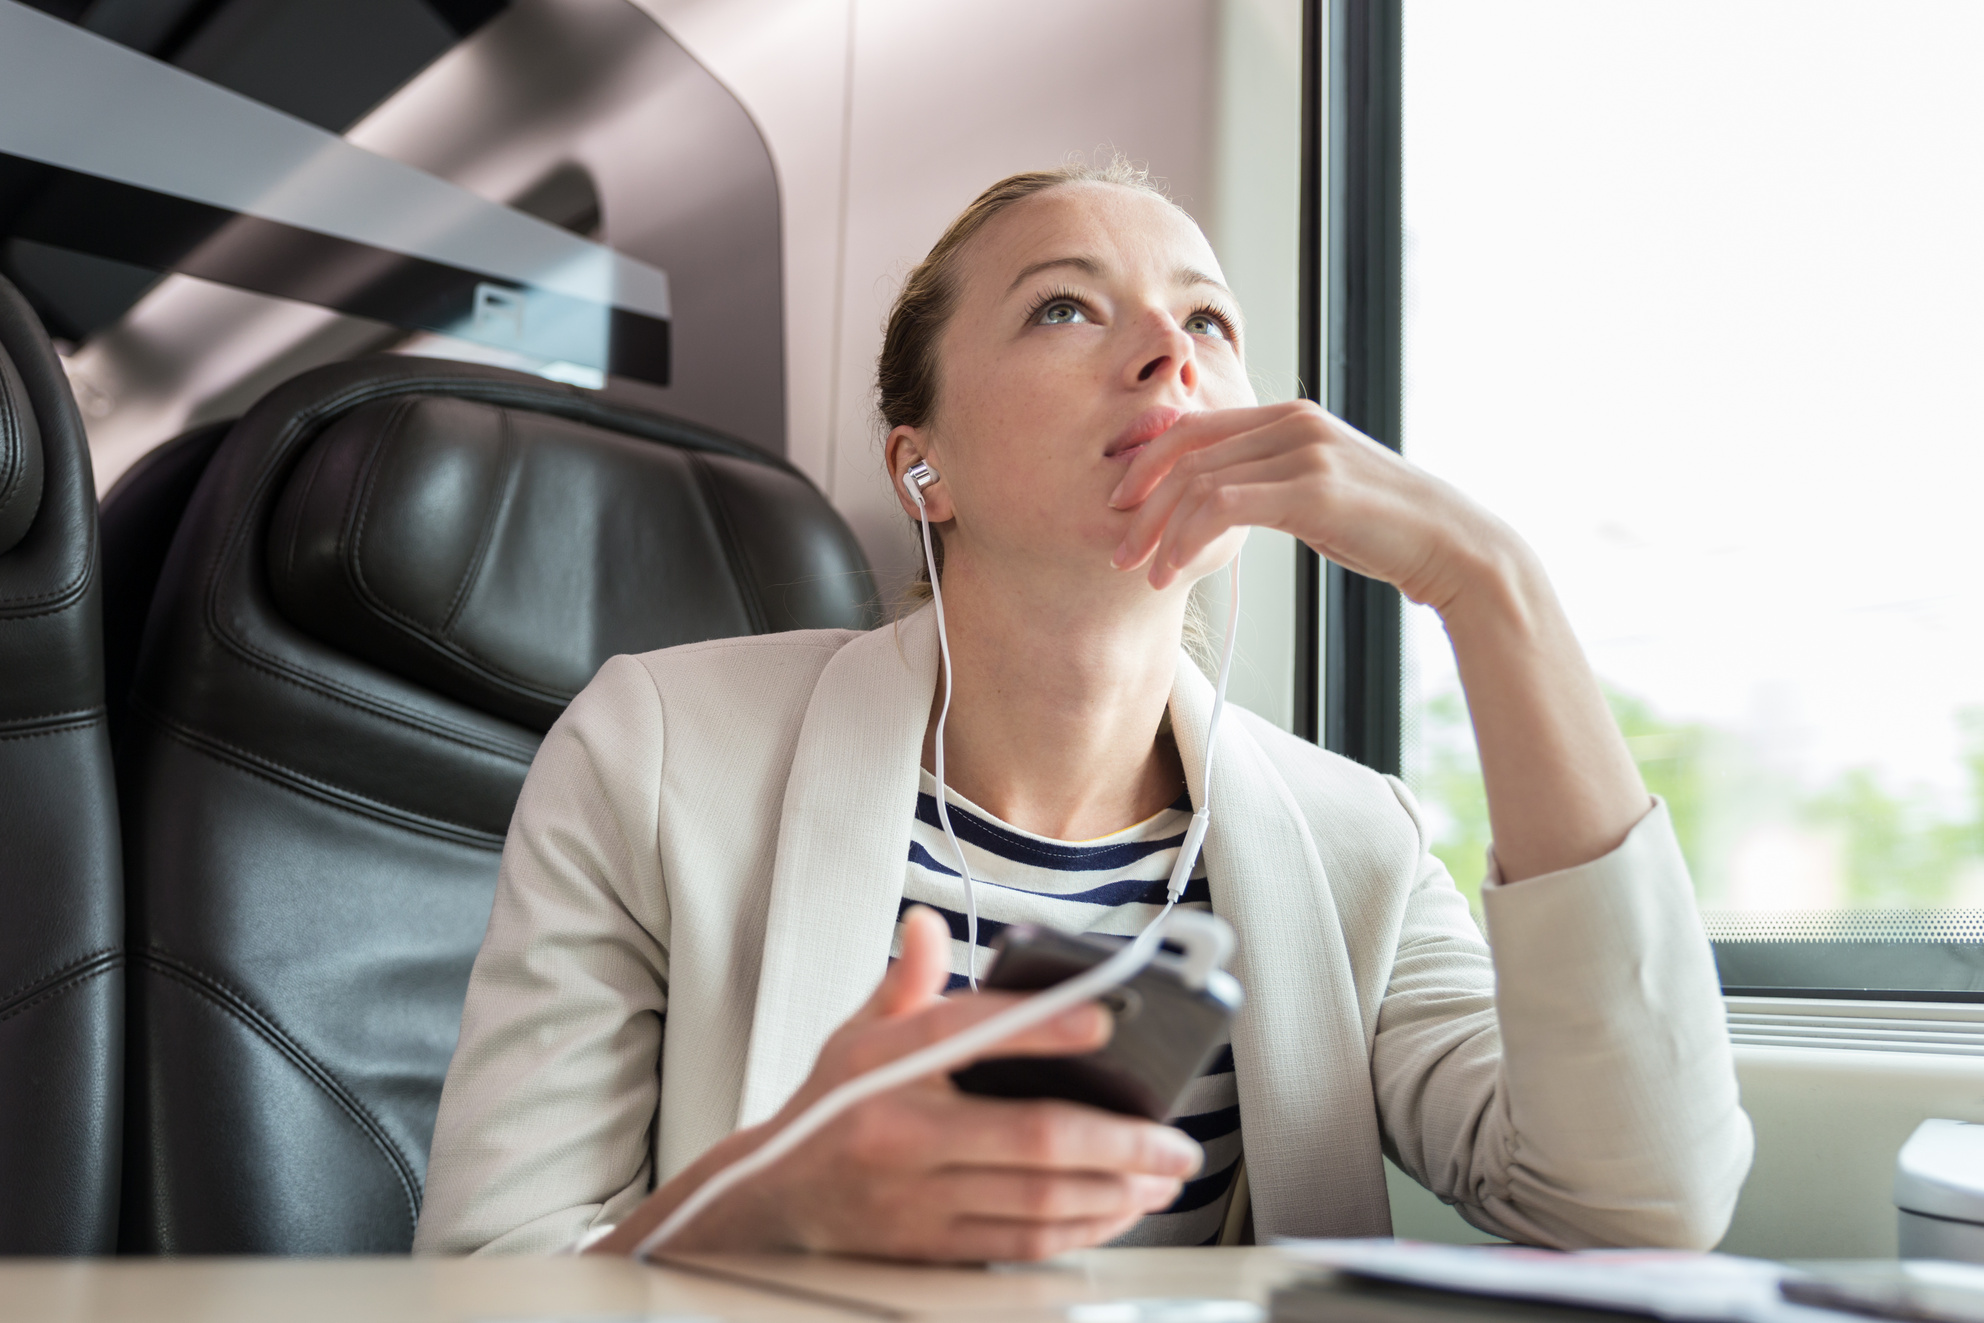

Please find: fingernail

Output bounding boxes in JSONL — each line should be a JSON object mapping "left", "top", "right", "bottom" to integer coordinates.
{"left": 1158, "top": 1131, "right": 1204, "bottom": 1176}
{"left": 1110, "top": 542, "right": 1128, "bottom": 569}
{"left": 1107, "top": 481, "right": 1127, "bottom": 507}
{"left": 1057, "top": 1003, "right": 1107, "bottom": 1037}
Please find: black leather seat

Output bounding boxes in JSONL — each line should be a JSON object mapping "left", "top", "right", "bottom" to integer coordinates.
{"left": 118, "top": 355, "right": 875, "bottom": 1253}
{"left": 0, "top": 274, "right": 123, "bottom": 1254}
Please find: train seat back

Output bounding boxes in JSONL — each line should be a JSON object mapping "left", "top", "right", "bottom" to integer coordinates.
{"left": 0, "top": 273, "right": 123, "bottom": 1254}
{"left": 118, "top": 355, "right": 874, "bottom": 1253}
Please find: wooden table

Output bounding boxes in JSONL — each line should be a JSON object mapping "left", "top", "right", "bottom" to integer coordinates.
{"left": 0, "top": 1247, "right": 1314, "bottom": 1322}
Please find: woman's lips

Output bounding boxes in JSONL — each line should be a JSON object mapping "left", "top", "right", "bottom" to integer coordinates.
{"left": 1106, "top": 406, "right": 1183, "bottom": 461}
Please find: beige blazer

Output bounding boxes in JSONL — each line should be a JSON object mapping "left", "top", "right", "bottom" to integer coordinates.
{"left": 414, "top": 606, "right": 1752, "bottom": 1256}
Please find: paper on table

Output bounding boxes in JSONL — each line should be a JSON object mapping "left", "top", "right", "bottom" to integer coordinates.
{"left": 1782, "top": 1260, "right": 1984, "bottom": 1323}
{"left": 1275, "top": 1240, "right": 1837, "bottom": 1323}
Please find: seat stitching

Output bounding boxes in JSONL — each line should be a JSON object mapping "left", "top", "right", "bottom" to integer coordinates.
{"left": 0, "top": 947, "right": 121, "bottom": 1017}
{"left": 341, "top": 398, "right": 418, "bottom": 623}
{"left": 136, "top": 652, "right": 538, "bottom": 765}
{"left": 0, "top": 712, "right": 102, "bottom": 742}
{"left": 0, "top": 960, "right": 121, "bottom": 1027}
{"left": 439, "top": 404, "right": 516, "bottom": 633}
{"left": 0, "top": 401, "right": 95, "bottom": 611}
{"left": 339, "top": 401, "right": 469, "bottom": 641}
{"left": 0, "top": 379, "right": 22, "bottom": 517}
{"left": 274, "top": 415, "right": 336, "bottom": 584}
{"left": 0, "top": 532, "right": 95, "bottom": 611}
{"left": 0, "top": 358, "right": 27, "bottom": 515}
{"left": 132, "top": 698, "right": 507, "bottom": 848}
{"left": 134, "top": 947, "right": 422, "bottom": 1229}
{"left": 0, "top": 592, "right": 91, "bottom": 618}
{"left": 0, "top": 705, "right": 100, "bottom": 723}
{"left": 0, "top": 705, "right": 101, "bottom": 731}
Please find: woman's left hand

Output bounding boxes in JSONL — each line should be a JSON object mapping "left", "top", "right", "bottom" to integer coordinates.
{"left": 1108, "top": 401, "right": 1513, "bottom": 613}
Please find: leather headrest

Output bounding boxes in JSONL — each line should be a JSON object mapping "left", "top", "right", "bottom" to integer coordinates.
{"left": 0, "top": 346, "right": 44, "bottom": 556}
{"left": 267, "top": 392, "right": 871, "bottom": 731}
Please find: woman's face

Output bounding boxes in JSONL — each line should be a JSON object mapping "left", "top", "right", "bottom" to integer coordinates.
{"left": 889, "top": 182, "right": 1255, "bottom": 599}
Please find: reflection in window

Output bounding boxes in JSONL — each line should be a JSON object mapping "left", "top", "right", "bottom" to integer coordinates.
{"left": 1401, "top": 2, "right": 1984, "bottom": 926}
{"left": 2, "top": 0, "right": 508, "bottom": 345}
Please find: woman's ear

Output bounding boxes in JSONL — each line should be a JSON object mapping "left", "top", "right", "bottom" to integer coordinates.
{"left": 885, "top": 425, "right": 955, "bottom": 522}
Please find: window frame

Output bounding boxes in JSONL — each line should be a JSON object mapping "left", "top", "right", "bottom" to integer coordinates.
{"left": 1298, "top": 0, "right": 1403, "bottom": 768}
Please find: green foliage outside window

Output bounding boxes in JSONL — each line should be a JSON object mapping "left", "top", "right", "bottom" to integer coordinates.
{"left": 1412, "top": 690, "right": 1984, "bottom": 919}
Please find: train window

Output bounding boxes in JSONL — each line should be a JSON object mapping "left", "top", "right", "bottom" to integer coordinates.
{"left": 1393, "top": 2, "right": 1984, "bottom": 998}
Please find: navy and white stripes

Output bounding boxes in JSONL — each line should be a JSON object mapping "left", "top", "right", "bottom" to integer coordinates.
{"left": 894, "top": 771, "right": 1242, "bottom": 1246}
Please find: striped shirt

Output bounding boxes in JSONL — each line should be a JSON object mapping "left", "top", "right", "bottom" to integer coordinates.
{"left": 892, "top": 770, "right": 1243, "bottom": 1247}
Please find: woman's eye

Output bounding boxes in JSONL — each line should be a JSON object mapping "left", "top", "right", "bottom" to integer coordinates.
{"left": 1037, "top": 300, "right": 1087, "bottom": 325}
{"left": 1184, "top": 312, "right": 1229, "bottom": 340}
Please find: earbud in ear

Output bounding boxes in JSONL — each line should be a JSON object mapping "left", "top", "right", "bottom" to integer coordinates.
{"left": 903, "top": 462, "right": 937, "bottom": 508}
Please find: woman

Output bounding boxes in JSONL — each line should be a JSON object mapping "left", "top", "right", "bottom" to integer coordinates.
{"left": 414, "top": 160, "right": 1751, "bottom": 1260}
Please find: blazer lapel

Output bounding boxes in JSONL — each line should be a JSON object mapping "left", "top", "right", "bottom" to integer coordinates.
{"left": 1170, "top": 654, "right": 1393, "bottom": 1238}
{"left": 737, "top": 607, "right": 938, "bottom": 1125}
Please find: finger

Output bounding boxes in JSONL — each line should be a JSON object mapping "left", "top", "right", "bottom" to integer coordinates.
{"left": 831, "top": 1090, "right": 1199, "bottom": 1188}
{"left": 1108, "top": 402, "right": 1312, "bottom": 509}
{"left": 940, "top": 1212, "right": 1150, "bottom": 1262}
{"left": 929, "top": 1166, "right": 1185, "bottom": 1223}
{"left": 1110, "top": 402, "right": 1308, "bottom": 504}
{"left": 914, "top": 1095, "right": 1204, "bottom": 1177}
{"left": 843, "top": 907, "right": 950, "bottom": 1033}
{"left": 1111, "top": 423, "right": 1293, "bottom": 571}
{"left": 840, "top": 989, "right": 1113, "bottom": 1078}
{"left": 881, "top": 906, "right": 953, "bottom": 1018}
{"left": 1146, "top": 455, "right": 1317, "bottom": 590}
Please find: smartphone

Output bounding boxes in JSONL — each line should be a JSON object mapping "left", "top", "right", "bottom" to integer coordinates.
{"left": 950, "top": 912, "right": 1243, "bottom": 1121}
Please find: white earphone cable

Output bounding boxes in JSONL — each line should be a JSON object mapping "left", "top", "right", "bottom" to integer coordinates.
{"left": 914, "top": 488, "right": 982, "bottom": 990}
{"left": 624, "top": 470, "right": 1243, "bottom": 1260}
{"left": 1167, "top": 540, "right": 1242, "bottom": 903}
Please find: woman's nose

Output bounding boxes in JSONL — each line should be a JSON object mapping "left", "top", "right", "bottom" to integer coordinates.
{"left": 1127, "top": 315, "right": 1199, "bottom": 394}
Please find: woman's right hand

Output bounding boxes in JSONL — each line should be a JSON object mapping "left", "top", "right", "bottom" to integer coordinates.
{"left": 590, "top": 907, "right": 1204, "bottom": 1262}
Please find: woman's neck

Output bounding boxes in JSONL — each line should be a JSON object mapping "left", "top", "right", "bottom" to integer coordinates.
{"left": 919, "top": 553, "right": 1186, "bottom": 842}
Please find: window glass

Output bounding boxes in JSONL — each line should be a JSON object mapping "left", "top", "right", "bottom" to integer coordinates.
{"left": 1400, "top": 3, "right": 1984, "bottom": 974}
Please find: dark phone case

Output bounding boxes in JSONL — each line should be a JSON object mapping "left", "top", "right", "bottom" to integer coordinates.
{"left": 950, "top": 923, "right": 1240, "bottom": 1120}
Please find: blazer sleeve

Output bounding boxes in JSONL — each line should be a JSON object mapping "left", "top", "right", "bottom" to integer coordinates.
{"left": 1370, "top": 788, "right": 1754, "bottom": 1250}
{"left": 414, "top": 654, "right": 673, "bottom": 1255}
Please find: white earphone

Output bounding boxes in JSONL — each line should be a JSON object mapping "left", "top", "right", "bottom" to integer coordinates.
{"left": 902, "top": 460, "right": 984, "bottom": 988}
{"left": 623, "top": 455, "right": 1242, "bottom": 1259}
